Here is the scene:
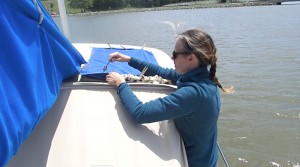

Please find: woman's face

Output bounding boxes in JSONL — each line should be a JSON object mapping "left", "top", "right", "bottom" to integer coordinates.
{"left": 172, "top": 38, "right": 193, "bottom": 74}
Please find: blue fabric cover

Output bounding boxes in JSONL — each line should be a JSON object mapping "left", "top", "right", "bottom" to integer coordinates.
{"left": 0, "top": 0, "right": 86, "bottom": 166}
{"left": 80, "top": 48, "right": 158, "bottom": 79}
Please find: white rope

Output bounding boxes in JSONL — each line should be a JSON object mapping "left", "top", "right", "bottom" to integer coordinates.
{"left": 122, "top": 74, "right": 171, "bottom": 84}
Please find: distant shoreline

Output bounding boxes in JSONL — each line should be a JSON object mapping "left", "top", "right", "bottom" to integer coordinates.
{"left": 51, "top": 1, "right": 277, "bottom": 17}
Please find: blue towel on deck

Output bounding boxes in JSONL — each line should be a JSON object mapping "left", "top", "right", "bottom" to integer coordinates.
{"left": 80, "top": 48, "right": 158, "bottom": 79}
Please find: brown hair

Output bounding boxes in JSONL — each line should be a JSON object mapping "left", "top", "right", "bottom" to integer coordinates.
{"left": 178, "top": 29, "right": 233, "bottom": 93}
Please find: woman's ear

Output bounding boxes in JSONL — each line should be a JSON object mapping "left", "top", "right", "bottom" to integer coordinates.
{"left": 189, "top": 53, "right": 196, "bottom": 61}
{"left": 189, "top": 54, "right": 202, "bottom": 67}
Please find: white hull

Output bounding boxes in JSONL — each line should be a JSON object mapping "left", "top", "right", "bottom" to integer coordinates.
{"left": 7, "top": 44, "right": 188, "bottom": 167}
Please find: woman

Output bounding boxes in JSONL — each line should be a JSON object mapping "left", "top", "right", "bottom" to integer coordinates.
{"left": 106, "top": 29, "right": 233, "bottom": 167}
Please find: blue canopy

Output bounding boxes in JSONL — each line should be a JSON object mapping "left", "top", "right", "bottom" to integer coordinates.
{"left": 0, "top": 0, "right": 86, "bottom": 166}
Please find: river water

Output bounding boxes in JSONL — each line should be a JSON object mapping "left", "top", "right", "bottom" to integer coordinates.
{"left": 53, "top": 4, "right": 300, "bottom": 167}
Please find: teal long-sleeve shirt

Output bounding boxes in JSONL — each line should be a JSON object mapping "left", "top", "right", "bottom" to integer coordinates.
{"left": 117, "top": 57, "right": 220, "bottom": 167}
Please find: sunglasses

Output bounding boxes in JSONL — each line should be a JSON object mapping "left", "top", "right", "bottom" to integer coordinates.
{"left": 172, "top": 50, "right": 189, "bottom": 59}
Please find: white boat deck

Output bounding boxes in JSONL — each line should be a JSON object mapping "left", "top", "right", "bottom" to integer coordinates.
{"left": 7, "top": 44, "right": 188, "bottom": 167}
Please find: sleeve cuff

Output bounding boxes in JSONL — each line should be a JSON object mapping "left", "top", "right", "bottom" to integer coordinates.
{"left": 117, "top": 82, "right": 128, "bottom": 94}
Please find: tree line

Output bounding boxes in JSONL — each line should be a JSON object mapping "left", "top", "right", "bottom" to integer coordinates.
{"left": 66, "top": 0, "right": 213, "bottom": 12}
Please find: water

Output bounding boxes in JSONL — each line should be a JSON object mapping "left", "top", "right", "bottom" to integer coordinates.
{"left": 53, "top": 5, "right": 300, "bottom": 167}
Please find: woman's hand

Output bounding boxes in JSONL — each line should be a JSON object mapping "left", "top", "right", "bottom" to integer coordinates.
{"left": 106, "top": 72, "right": 126, "bottom": 87}
{"left": 109, "top": 52, "right": 131, "bottom": 63}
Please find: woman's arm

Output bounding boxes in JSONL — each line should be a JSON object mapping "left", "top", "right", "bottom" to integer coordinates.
{"left": 129, "top": 57, "right": 180, "bottom": 84}
{"left": 117, "top": 83, "right": 200, "bottom": 124}
{"left": 108, "top": 52, "right": 180, "bottom": 84}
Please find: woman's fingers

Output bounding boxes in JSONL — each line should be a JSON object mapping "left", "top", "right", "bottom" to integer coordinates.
{"left": 106, "top": 72, "right": 125, "bottom": 87}
{"left": 109, "top": 52, "right": 121, "bottom": 62}
{"left": 109, "top": 52, "right": 130, "bottom": 62}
